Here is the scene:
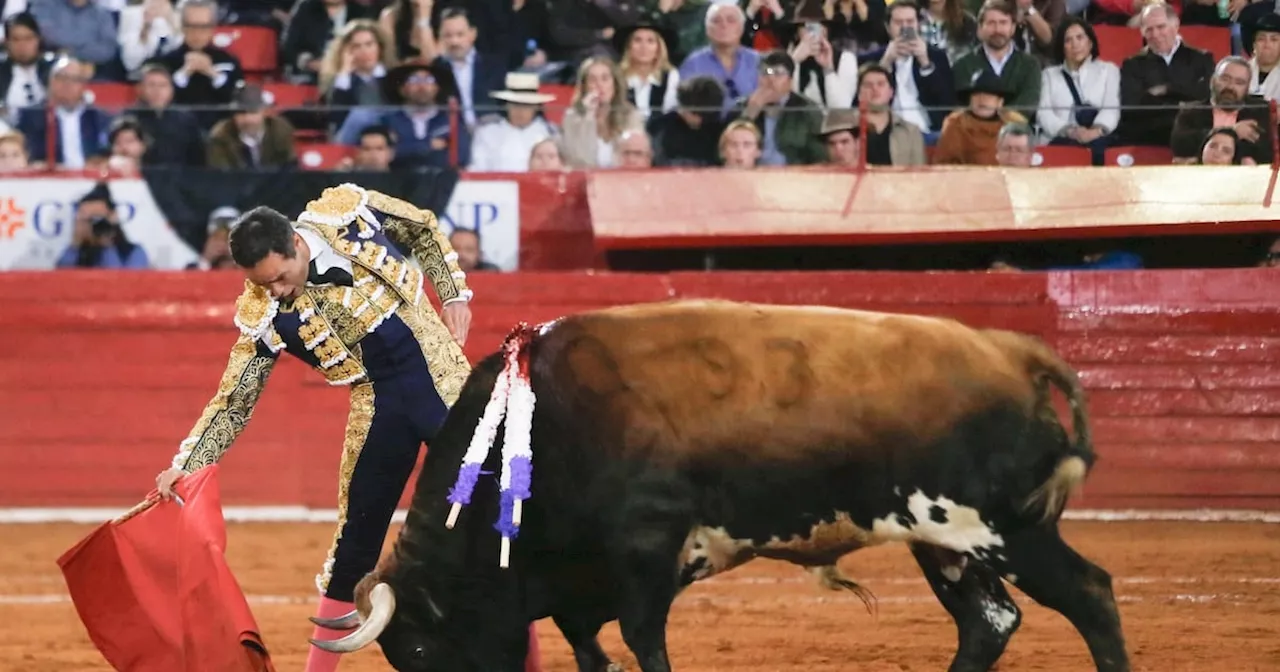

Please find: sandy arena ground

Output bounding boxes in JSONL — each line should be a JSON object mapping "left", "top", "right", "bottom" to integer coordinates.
{"left": 3, "top": 520, "right": 1279, "bottom": 671}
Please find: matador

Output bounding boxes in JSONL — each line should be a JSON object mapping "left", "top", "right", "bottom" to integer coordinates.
{"left": 153, "top": 184, "right": 541, "bottom": 672}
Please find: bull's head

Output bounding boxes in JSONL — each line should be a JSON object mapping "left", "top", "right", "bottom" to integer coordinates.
{"left": 310, "top": 569, "right": 531, "bottom": 671}
{"left": 309, "top": 573, "right": 445, "bottom": 670}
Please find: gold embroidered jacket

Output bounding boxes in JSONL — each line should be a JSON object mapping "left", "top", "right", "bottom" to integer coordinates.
{"left": 171, "top": 184, "right": 473, "bottom": 472}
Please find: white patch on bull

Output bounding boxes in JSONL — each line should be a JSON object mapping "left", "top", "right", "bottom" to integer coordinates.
{"left": 869, "top": 490, "right": 1005, "bottom": 556}
{"left": 1005, "top": 573, "right": 1019, "bottom": 584}
{"left": 941, "top": 561, "right": 965, "bottom": 583}
{"left": 981, "top": 597, "right": 1018, "bottom": 635}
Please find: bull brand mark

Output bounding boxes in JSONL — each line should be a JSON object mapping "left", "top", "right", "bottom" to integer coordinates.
{"left": 445, "top": 322, "right": 541, "bottom": 567}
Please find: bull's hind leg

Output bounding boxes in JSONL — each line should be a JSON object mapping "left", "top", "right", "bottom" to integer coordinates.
{"left": 910, "top": 542, "right": 1021, "bottom": 672}
{"left": 989, "top": 527, "right": 1129, "bottom": 672}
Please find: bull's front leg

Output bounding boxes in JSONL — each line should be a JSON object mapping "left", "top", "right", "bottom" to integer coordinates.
{"left": 610, "top": 471, "right": 696, "bottom": 672}
{"left": 910, "top": 542, "right": 1021, "bottom": 672}
{"left": 552, "top": 614, "right": 623, "bottom": 672}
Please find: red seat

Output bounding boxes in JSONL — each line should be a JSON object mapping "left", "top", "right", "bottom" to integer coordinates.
{"left": 539, "top": 84, "right": 575, "bottom": 126}
{"left": 1103, "top": 145, "right": 1174, "bottom": 166}
{"left": 1181, "top": 25, "right": 1232, "bottom": 64}
{"left": 86, "top": 82, "right": 135, "bottom": 112}
{"left": 213, "top": 26, "right": 278, "bottom": 74}
{"left": 1093, "top": 25, "right": 1145, "bottom": 65}
{"left": 296, "top": 143, "right": 352, "bottom": 170}
{"left": 1033, "top": 145, "right": 1094, "bottom": 167}
{"left": 262, "top": 83, "right": 318, "bottom": 111}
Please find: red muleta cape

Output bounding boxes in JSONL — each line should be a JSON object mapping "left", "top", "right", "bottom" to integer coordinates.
{"left": 57, "top": 465, "right": 275, "bottom": 672}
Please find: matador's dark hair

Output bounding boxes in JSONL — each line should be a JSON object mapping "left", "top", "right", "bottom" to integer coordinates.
{"left": 228, "top": 206, "right": 297, "bottom": 268}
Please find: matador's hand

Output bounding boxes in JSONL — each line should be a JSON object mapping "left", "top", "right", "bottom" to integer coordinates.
{"left": 442, "top": 301, "right": 471, "bottom": 346}
{"left": 155, "top": 468, "right": 186, "bottom": 500}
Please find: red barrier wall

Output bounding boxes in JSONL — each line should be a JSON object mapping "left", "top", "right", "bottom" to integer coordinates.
{"left": 2, "top": 269, "right": 1277, "bottom": 511}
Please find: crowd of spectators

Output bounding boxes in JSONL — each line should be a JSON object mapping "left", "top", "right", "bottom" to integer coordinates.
{"left": 0, "top": 0, "right": 1274, "bottom": 271}
{"left": 0, "top": 0, "right": 1272, "bottom": 173}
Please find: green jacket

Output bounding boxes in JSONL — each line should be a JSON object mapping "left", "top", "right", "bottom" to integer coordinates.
{"left": 951, "top": 50, "right": 1043, "bottom": 114}
{"left": 734, "top": 93, "right": 826, "bottom": 166}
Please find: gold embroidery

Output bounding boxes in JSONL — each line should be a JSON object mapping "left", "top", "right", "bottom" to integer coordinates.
{"left": 305, "top": 184, "right": 365, "bottom": 224}
{"left": 233, "top": 281, "right": 278, "bottom": 339}
{"left": 326, "top": 356, "right": 366, "bottom": 385}
{"left": 396, "top": 303, "right": 471, "bottom": 406}
{"left": 366, "top": 191, "right": 472, "bottom": 305}
{"left": 315, "top": 382, "right": 376, "bottom": 594}
{"left": 296, "top": 292, "right": 366, "bottom": 385}
{"left": 173, "top": 335, "right": 277, "bottom": 471}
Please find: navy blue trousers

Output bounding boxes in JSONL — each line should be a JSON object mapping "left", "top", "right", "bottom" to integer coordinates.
{"left": 323, "top": 316, "right": 450, "bottom": 602}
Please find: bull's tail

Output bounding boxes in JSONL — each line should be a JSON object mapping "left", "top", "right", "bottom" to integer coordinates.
{"left": 985, "top": 330, "right": 1096, "bottom": 523}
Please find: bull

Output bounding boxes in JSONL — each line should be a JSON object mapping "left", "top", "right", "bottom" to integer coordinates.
{"left": 310, "top": 299, "right": 1130, "bottom": 672}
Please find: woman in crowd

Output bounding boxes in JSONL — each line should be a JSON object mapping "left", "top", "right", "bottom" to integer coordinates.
{"left": 1197, "top": 127, "right": 1246, "bottom": 166}
{"left": 616, "top": 23, "right": 681, "bottom": 122}
{"left": 787, "top": 21, "right": 858, "bottom": 108}
{"left": 118, "top": 0, "right": 178, "bottom": 81}
{"left": 379, "top": 0, "right": 435, "bottom": 63}
{"left": 560, "top": 56, "right": 643, "bottom": 168}
{"left": 320, "top": 20, "right": 397, "bottom": 138}
{"left": 1036, "top": 17, "right": 1119, "bottom": 166}
{"left": 921, "top": 0, "right": 977, "bottom": 63}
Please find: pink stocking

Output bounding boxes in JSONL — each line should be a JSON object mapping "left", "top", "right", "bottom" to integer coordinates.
{"left": 524, "top": 622, "right": 543, "bottom": 672}
{"left": 304, "top": 597, "right": 356, "bottom": 672}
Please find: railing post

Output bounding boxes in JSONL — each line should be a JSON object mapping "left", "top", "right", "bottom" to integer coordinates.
{"left": 857, "top": 97, "right": 868, "bottom": 172}
{"left": 448, "top": 97, "right": 461, "bottom": 169}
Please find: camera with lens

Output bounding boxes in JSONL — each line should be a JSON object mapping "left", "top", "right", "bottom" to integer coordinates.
{"left": 90, "top": 216, "right": 118, "bottom": 239}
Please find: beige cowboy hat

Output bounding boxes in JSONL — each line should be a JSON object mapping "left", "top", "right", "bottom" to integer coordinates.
{"left": 490, "top": 72, "right": 557, "bottom": 105}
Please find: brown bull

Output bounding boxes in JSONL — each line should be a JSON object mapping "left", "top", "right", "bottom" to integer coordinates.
{"left": 310, "top": 300, "right": 1129, "bottom": 672}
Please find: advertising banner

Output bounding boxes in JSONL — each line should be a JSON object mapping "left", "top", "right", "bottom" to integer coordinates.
{"left": 437, "top": 178, "right": 520, "bottom": 271}
{"left": 0, "top": 177, "right": 199, "bottom": 270}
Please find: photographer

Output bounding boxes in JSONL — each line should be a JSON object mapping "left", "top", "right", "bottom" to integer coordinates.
{"left": 54, "top": 182, "right": 151, "bottom": 269}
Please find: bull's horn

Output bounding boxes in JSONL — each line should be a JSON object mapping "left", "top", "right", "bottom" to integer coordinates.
{"left": 309, "top": 610, "right": 362, "bottom": 630}
{"left": 310, "top": 582, "right": 397, "bottom": 653}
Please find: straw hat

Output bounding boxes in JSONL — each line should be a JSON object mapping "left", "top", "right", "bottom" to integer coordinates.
{"left": 490, "top": 72, "right": 556, "bottom": 105}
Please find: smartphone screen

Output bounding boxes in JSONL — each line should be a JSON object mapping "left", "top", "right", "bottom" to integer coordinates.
{"left": 900, "top": 26, "right": 917, "bottom": 41}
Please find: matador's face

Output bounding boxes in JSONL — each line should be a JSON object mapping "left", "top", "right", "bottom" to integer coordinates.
{"left": 245, "top": 232, "right": 311, "bottom": 301}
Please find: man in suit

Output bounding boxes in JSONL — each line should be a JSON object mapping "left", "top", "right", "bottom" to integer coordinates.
{"left": 17, "top": 56, "right": 111, "bottom": 168}
{"left": 153, "top": 0, "right": 246, "bottom": 129}
{"left": 1170, "top": 55, "right": 1273, "bottom": 164}
{"left": 433, "top": 7, "right": 507, "bottom": 132}
{"left": 951, "top": 0, "right": 1042, "bottom": 115}
{"left": 862, "top": 0, "right": 956, "bottom": 136}
{"left": 1117, "top": 2, "right": 1215, "bottom": 146}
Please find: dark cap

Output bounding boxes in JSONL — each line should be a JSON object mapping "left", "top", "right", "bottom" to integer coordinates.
{"left": 232, "top": 82, "right": 268, "bottom": 112}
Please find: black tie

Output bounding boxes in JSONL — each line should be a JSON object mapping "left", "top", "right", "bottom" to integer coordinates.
{"left": 307, "top": 260, "right": 354, "bottom": 287}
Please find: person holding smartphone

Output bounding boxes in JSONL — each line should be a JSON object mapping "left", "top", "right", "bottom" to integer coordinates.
{"left": 787, "top": 21, "right": 858, "bottom": 107}
{"left": 861, "top": 0, "right": 957, "bottom": 135}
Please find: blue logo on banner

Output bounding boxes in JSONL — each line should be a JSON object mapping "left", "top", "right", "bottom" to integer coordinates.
{"left": 31, "top": 199, "right": 138, "bottom": 239}
{"left": 440, "top": 201, "right": 500, "bottom": 235}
